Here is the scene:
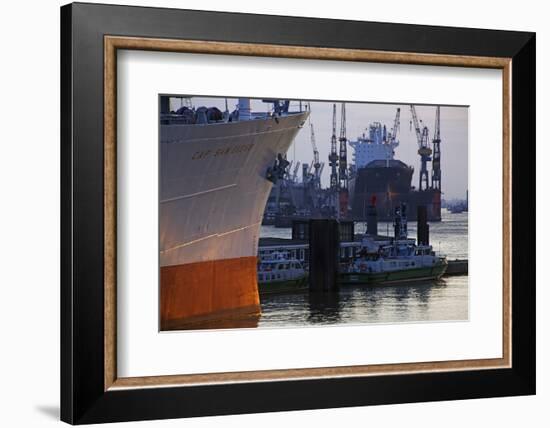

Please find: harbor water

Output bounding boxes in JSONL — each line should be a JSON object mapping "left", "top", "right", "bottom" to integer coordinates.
{"left": 257, "top": 208, "right": 468, "bottom": 328}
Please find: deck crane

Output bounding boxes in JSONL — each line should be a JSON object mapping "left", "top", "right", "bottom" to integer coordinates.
{"left": 338, "top": 103, "right": 349, "bottom": 219}
{"left": 410, "top": 105, "right": 432, "bottom": 191}
{"left": 328, "top": 104, "right": 339, "bottom": 214}
{"left": 431, "top": 106, "right": 441, "bottom": 191}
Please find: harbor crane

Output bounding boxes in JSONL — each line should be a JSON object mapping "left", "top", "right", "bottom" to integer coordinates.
{"left": 328, "top": 104, "right": 339, "bottom": 213}
{"left": 431, "top": 106, "right": 441, "bottom": 191}
{"left": 338, "top": 103, "right": 349, "bottom": 219}
{"left": 329, "top": 104, "right": 339, "bottom": 190}
{"left": 389, "top": 107, "right": 401, "bottom": 143}
{"left": 307, "top": 103, "right": 322, "bottom": 188}
{"left": 410, "top": 105, "right": 432, "bottom": 191}
{"left": 309, "top": 121, "right": 322, "bottom": 188}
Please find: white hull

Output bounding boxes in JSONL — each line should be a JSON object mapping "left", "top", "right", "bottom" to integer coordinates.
{"left": 160, "top": 112, "right": 309, "bottom": 267}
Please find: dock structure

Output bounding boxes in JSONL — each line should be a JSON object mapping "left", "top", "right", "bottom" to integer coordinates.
{"left": 445, "top": 259, "right": 468, "bottom": 275}
{"left": 258, "top": 236, "right": 468, "bottom": 278}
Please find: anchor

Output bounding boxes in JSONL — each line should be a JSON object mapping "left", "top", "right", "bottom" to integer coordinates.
{"left": 266, "top": 153, "right": 290, "bottom": 184}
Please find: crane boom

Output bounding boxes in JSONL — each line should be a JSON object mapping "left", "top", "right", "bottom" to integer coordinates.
{"left": 390, "top": 108, "right": 401, "bottom": 142}
{"left": 410, "top": 105, "right": 423, "bottom": 143}
{"left": 433, "top": 105, "right": 441, "bottom": 141}
{"left": 309, "top": 122, "right": 321, "bottom": 182}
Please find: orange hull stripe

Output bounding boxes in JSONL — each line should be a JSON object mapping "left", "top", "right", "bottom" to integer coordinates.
{"left": 160, "top": 256, "right": 260, "bottom": 330}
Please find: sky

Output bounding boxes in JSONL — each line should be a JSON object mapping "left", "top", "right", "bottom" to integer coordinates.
{"left": 170, "top": 97, "right": 469, "bottom": 200}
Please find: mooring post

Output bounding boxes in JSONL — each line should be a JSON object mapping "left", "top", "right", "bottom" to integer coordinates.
{"left": 417, "top": 205, "right": 430, "bottom": 245}
{"left": 366, "top": 195, "right": 378, "bottom": 236}
{"left": 366, "top": 204, "right": 378, "bottom": 236}
{"left": 309, "top": 219, "right": 340, "bottom": 292}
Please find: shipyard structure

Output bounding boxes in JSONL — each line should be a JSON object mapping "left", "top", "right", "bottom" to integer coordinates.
{"left": 263, "top": 104, "right": 443, "bottom": 225}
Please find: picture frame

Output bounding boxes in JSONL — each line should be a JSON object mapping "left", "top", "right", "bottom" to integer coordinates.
{"left": 60, "top": 2, "right": 535, "bottom": 424}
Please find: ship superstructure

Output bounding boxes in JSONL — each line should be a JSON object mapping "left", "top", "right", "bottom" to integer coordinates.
{"left": 159, "top": 97, "right": 309, "bottom": 329}
{"left": 349, "top": 121, "right": 399, "bottom": 169}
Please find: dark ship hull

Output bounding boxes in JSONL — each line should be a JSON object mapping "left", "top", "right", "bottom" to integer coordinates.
{"left": 350, "top": 160, "right": 441, "bottom": 221}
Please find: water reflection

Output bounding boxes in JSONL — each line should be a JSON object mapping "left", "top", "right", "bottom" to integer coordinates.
{"left": 171, "top": 276, "right": 467, "bottom": 331}
{"left": 307, "top": 292, "right": 342, "bottom": 324}
{"left": 258, "top": 276, "right": 467, "bottom": 328}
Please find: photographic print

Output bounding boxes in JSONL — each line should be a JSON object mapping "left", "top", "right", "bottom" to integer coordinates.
{"left": 159, "top": 96, "right": 469, "bottom": 331}
{"left": 61, "top": 6, "right": 535, "bottom": 422}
